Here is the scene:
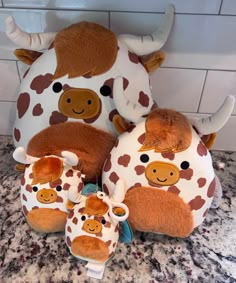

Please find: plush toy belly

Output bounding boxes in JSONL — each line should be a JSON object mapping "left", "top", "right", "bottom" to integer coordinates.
{"left": 25, "top": 208, "right": 67, "bottom": 233}
{"left": 124, "top": 186, "right": 193, "bottom": 238}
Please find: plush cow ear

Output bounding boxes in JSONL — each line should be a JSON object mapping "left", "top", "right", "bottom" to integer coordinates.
{"left": 139, "top": 51, "right": 166, "bottom": 73}
{"left": 201, "top": 133, "right": 217, "bottom": 150}
{"left": 14, "top": 49, "right": 43, "bottom": 65}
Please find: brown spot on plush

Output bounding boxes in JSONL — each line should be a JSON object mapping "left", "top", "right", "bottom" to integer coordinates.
{"left": 26, "top": 184, "right": 32, "bottom": 192}
{"left": 56, "top": 196, "right": 64, "bottom": 203}
{"left": 30, "top": 73, "right": 53, "bottom": 94}
{"left": 14, "top": 128, "right": 21, "bottom": 142}
{"left": 114, "top": 224, "right": 119, "bottom": 233}
{"left": 17, "top": 92, "right": 30, "bottom": 119}
{"left": 66, "top": 169, "right": 73, "bottom": 177}
{"left": 197, "top": 178, "right": 207, "bottom": 188}
{"left": 66, "top": 236, "right": 71, "bottom": 247}
{"left": 128, "top": 51, "right": 140, "bottom": 64}
{"left": 50, "top": 179, "right": 62, "bottom": 188}
{"left": 48, "top": 42, "right": 54, "bottom": 50}
{"left": 188, "top": 196, "right": 205, "bottom": 210}
{"left": 118, "top": 154, "right": 131, "bottom": 167}
{"left": 104, "top": 221, "right": 111, "bottom": 228}
{"left": 78, "top": 207, "right": 85, "bottom": 214}
{"left": 134, "top": 165, "right": 145, "bottom": 175}
{"left": 32, "top": 206, "right": 39, "bottom": 210}
{"left": 22, "top": 205, "right": 28, "bottom": 216}
{"left": 84, "top": 195, "right": 109, "bottom": 216}
{"left": 78, "top": 182, "right": 84, "bottom": 193}
{"left": 21, "top": 176, "right": 25, "bottom": 186}
{"left": 168, "top": 186, "right": 180, "bottom": 195}
{"left": 102, "top": 184, "right": 109, "bottom": 195}
{"left": 26, "top": 208, "right": 67, "bottom": 233}
{"left": 128, "top": 183, "right": 142, "bottom": 191}
{"left": 203, "top": 208, "right": 209, "bottom": 217}
{"left": 138, "top": 91, "right": 149, "bottom": 107}
{"left": 71, "top": 235, "right": 109, "bottom": 262}
{"left": 207, "top": 178, "right": 216, "bottom": 198}
{"left": 49, "top": 111, "right": 68, "bottom": 125}
{"left": 29, "top": 173, "right": 33, "bottom": 179}
{"left": 180, "top": 168, "right": 193, "bottom": 180}
{"left": 72, "top": 217, "right": 78, "bottom": 225}
{"left": 138, "top": 133, "right": 145, "bottom": 144}
{"left": 124, "top": 186, "right": 193, "bottom": 237}
{"left": 112, "top": 242, "right": 116, "bottom": 248}
{"left": 54, "top": 22, "right": 118, "bottom": 79}
{"left": 67, "top": 226, "right": 72, "bottom": 233}
{"left": 109, "top": 172, "right": 119, "bottom": 184}
{"left": 140, "top": 109, "right": 192, "bottom": 153}
{"left": 105, "top": 240, "right": 112, "bottom": 247}
{"left": 63, "top": 183, "right": 70, "bottom": 191}
{"left": 123, "top": 77, "right": 129, "bottom": 90}
{"left": 127, "top": 124, "right": 136, "bottom": 133}
{"left": 109, "top": 251, "right": 115, "bottom": 258}
{"left": 197, "top": 141, "right": 208, "bottom": 156}
{"left": 22, "top": 194, "right": 27, "bottom": 201}
{"left": 103, "top": 154, "right": 112, "bottom": 172}
{"left": 32, "top": 103, "right": 43, "bottom": 116}
{"left": 68, "top": 210, "right": 74, "bottom": 219}
{"left": 161, "top": 152, "right": 175, "bottom": 161}
{"left": 23, "top": 68, "right": 30, "bottom": 78}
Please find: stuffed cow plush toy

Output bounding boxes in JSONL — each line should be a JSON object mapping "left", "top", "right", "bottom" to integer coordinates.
{"left": 102, "top": 95, "right": 235, "bottom": 238}
{"left": 6, "top": 5, "right": 174, "bottom": 183}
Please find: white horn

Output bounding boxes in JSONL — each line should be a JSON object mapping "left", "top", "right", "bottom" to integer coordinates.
{"left": 61, "top": 151, "right": 79, "bottom": 166}
{"left": 13, "top": 146, "right": 40, "bottom": 164}
{"left": 68, "top": 186, "right": 86, "bottom": 203}
{"left": 192, "top": 95, "right": 235, "bottom": 135}
{"left": 113, "top": 76, "right": 152, "bottom": 123}
{"left": 111, "top": 179, "right": 127, "bottom": 203}
{"left": 5, "top": 16, "right": 57, "bottom": 50}
{"left": 118, "top": 4, "right": 174, "bottom": 56}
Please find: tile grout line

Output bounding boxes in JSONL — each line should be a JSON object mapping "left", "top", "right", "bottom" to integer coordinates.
{"left": 197, "top": 70, "right": 208, "bottom": 113}
{"left": 218, "top": 0, "right": 224, "bottom": 14}
{"left": 15, "top": 61, "right": 21, "bottom": 82}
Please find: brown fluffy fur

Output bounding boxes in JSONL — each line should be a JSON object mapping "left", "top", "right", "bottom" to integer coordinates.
{"left": 53, "top": 22, "right": 118, "bottom": 79}
{"left": 27, "top": 122, "right": 116, "bottom": 182}
{"left": 140, "top": 109, "right": 192, "bottom": 153}
{"left": 71, "top": 235, "right": 109, "bottom": 262}
{"left": 124, "top": 186, "right": 193, "bottom": 237}
{"left": 83, "top": 195, "right": 109, "bottom": 216}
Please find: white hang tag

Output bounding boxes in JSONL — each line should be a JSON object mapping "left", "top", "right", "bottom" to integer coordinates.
{"left": 86, "top": 262, "right": 106, "bottom": 280}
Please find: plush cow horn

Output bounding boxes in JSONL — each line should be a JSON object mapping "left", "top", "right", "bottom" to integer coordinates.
{"left": 118, "top": 4, "right": 174, "bottom": 56}
{"left": 5, "top": 16, "right": 57, "bottom": 50}
{"left": 111, "top": 179, "right": 127, "bottom": 203}
{"left": 113, "top": 76, "right": 152, "bottom": 123}
{"left": 61, "top": 151, "right": 79, "bottom": 166}
{"left": 13, "top": 146, "right": 40, "bottom": 164}
{"left": 192, "top": 95, "right": 235, "bottom": 135}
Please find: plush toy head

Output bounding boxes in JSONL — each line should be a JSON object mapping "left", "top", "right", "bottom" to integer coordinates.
{"left": 102, "top": 96, "right": 235, "bottom": 238}
{"left": 13, "top": 147, "right": 84, "bottom": 233}
{"left": 6, "top": 6, "right": 174, "bottom": 182}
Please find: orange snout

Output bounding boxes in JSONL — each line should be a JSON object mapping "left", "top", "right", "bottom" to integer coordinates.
{"left": 36, "top": 189, "right": 58, "bottom": 204}
{"left": 145, "top": 161, "right": 180, "bottom": 186}
{"left": 82, "top": 219, "right": 102, "bottom": 234}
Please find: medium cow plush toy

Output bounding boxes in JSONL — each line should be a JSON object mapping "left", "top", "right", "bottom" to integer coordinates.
{"left": 6, "top": 5, "right": 174, "bottom": 183}
{"left": 13, "top": 147, "right": 84, "bottom": 233}
{"left": 102, "top": 95, "right": 235, "bottom": 238}
{"left": 65, "top": 180, "right": 129, "bottom": 279}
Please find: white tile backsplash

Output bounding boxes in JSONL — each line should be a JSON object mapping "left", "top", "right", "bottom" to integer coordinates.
{"left": 151, "top": 68, "right": 206, "bottom": 112}
{"left": 221, "top": 0, "right": 236, "bottom": 15}
{"left": 0, "top": 60, "right": 19, "bottom": 101}
{"left": 2, "top": 0, "right": 222, "bottom": 14}
{"left": 199, "top": 71, "right": 236, "bottom": 115}
{"left": 0, "top": 101, "right": 16, "bottom": 135}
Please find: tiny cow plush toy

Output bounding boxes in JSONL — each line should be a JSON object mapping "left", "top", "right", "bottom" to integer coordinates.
{"left": 102, "top": 96, "right": 235, "bottom": 238}
{"left": 13, "top": 147, "right": 84, "bottom": 233}
{"left": 65, "top": 180, "right": 129, "bottom": 279}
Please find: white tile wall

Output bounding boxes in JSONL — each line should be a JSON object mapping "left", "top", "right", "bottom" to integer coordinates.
{"left": 0, "top": 0, "right": 235, "bottom": 151}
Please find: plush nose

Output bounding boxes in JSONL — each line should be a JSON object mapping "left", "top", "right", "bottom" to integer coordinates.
{"left": 36, "top": 189, "right": 58, "bottom": 204}
{"left": 82, "top": 219, "right": 102, "bottom": 234}
{"left": 145, "top": 161, "right": 180, "bottom": 186}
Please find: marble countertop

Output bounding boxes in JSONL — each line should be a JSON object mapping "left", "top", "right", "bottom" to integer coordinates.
{"left": 0, "top": 136, "right": 235, "bottom": 283}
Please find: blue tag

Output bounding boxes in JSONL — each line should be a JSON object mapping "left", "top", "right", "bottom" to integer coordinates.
{"left": 81, "top": 183, "right": 102, "bottom": 196}
{"left": 119, "top": 220, "right": 133, "bottom": 244}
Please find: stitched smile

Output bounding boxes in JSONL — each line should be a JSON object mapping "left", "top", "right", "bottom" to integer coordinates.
{"left": 89, "top": 228, "right": 95, "bottom": 231}
{"left": 72, "top": 109, "right": 85, "bottom": 114}
{"left": 157, "top": 178, "right": 167, "bottom": 182}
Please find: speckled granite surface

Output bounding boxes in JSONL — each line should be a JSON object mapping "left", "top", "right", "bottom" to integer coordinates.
{"left": 0, "top": 135, "right": 235, "bottom": 283}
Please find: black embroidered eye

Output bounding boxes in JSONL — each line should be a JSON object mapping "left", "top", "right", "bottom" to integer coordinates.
{"left": 140, "top": 154, "right": 149, "bottom": 163}
{"left": 52, "top": 82, "right": 63, "bottom": 93}
{"left": 67, "top": 98, "right": 71, "bottom": 103}
{"left": 100, "top": 85, "right": 112, "bottom": 96}
{"left": 180, "top": 161, "right": 190, "bottom": 170}
{"left": 170, "top": 172, "right": 173, "bottom": 176}
{"left": 153, "top": 169, "right": 156, "bottom": 173}
{"left": 56, "top": 185, "right": 62, "bottom": 192}
{"left": 87, "top": 99, "right": 92, "bottom": 104}
{"left": 81, "top": 215, "right": 86, "bottom": 221}
{"left": 32, "top": 186, "right": 38, "bottom": 192}
{"left": 101, "top": 219, "right": 106, "bottom": 225}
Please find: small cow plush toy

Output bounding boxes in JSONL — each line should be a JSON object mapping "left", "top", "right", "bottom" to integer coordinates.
{"left": 6, "top": 5, "right": 174, "bottom": 183}
{"left": 102, "top": 95, "right": 235, "bottom": 238}
{"left": 65, "top": 180, "right": 129, "bottom": 279}
{"left": 13, "top": 147, "right": 84, "bottom": 233}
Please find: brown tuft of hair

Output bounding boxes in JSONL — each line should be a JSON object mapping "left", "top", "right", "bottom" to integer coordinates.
{"left": 139, "top": 109, "right": 192, "bottom": 153}
{"left": 31, "top": 157, "right": 63, "bottom": 185}
{"left": 84, "top": 195, "right": 109, "bottom": 216}
{"left": 53, "top": 21, "right": 118, "bottom": 79}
